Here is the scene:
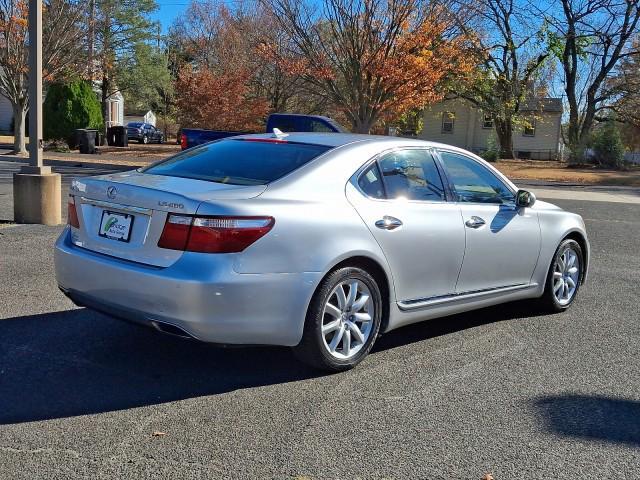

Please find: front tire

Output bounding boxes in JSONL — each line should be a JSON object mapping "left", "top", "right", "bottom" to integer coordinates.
{"left": 538, "top": 238, "right": 584, "bottom": 312}
{"left": 294, "top": 267, "right": 382, "bottom": 372}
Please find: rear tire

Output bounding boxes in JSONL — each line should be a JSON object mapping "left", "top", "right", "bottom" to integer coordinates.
{"left": 293, "top": 267, "right": 382, "bottom": 372}
{"left": 538, "top": 239, "right": 584, "bottom": 312}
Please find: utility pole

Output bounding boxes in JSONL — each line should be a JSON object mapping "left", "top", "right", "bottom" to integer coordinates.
{"left": 12, "top": 0, "right": 62, "bottom": 225}
{"left": 88, "top": 0, "right": 96, "bottom": 81}
{"left": 28, "top": 0, "right": 43, "bottom": 169}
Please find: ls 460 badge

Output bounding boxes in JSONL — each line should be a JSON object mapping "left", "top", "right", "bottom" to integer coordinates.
{"left": 158, "top": 201, "right": 184, "bottom": 209}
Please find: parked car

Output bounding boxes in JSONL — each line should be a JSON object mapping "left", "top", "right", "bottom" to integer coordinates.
{"left": 55, "top": 133, "right": 589, "bottom": 371}
{"left": 126, "top": 122, "right": 164, "bottom": 144}
{"left": 180, "top": 113, "right": 347, "bottom": 150}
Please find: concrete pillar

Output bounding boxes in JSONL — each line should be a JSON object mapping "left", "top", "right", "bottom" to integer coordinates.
{"left": 12, "top": 0, "right": 62, "bottom": 225}
{"left": 13, "top": 166, "right": 62, "bottom": 225}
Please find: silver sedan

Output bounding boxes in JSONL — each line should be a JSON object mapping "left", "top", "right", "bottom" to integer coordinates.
{"left": 55, "top": 133, "right": 589, "bottom": 371}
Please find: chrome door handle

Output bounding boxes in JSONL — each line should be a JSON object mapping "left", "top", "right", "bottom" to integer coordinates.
{"left": 375, "top": 216, "right": 403, "bottom": 230}
{"left": 465, "top": 216, "right": 486, "bottom": 228}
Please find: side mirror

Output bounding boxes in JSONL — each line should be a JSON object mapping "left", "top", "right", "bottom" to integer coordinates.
{"left": 516, "top": 189, "right": 536, "bottom": 208}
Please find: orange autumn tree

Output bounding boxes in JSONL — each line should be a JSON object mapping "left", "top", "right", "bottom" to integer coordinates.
{"left": 175, "top": 66, "right": 268, "bottom": 131}
{"left": 172, "top": 2, "right": 269, "bottom": 130}
{"left": 266, "top": 0, "right": 474, "bottom": 133}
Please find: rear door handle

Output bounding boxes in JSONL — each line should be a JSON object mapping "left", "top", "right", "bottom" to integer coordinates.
{"left": 465, "top": 216, "right": 486, "bottom": 229}
{"left": 375, "top": 216, "right": 403, "bottom": 230}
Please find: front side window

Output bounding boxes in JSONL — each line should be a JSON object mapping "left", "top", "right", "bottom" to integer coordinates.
{"left": 441, "top": 112, "right": 455, "bottom": 134}
{"left": 439, "top": 151, "right": 514, "bottom": 204}
{"left": 143, "top": 139, "right": 331, "bottom": 185}
{"left": 377, "top": 150, "right": 446, "bottom": 201}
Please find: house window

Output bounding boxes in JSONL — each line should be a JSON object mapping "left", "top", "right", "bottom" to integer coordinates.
{"left": 482, "top": 113, "right": 493, "bottom": 129}
{"left": 441, "top": 112, "right": 455, "bottom": 134}
{"left": 523, "top": 118, "right": 536, "bottom": 137}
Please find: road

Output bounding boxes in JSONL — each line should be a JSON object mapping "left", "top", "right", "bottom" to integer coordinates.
{"left": 0, "top": 161, "right": 639, "bottom": 479}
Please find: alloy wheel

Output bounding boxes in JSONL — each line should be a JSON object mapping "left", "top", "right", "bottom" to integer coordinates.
{"left": 552, "top": 247, "right": 581, "bottom": 305}
{"left": 321, "top": 279, "right": 374, "bottom": 360}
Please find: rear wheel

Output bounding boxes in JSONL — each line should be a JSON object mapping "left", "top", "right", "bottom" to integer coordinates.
{"left": 294, "top": 267, "right": 382, "bottom": 372}
{"left": 141, "top": 135, "right": 149, "bottom": 144}
{"left": 538, "top": 239, "right": 584, "bottom": 312}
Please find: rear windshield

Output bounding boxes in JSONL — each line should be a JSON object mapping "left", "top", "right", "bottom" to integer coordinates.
{"left": 141, "top": 139, "right": 332, "bottom": 185}
{"left": 128, "top": 122, "right": 143, "bottom": 127}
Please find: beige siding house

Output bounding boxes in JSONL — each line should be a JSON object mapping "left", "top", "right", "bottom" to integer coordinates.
{"left": 421, "top": 98, "right": 563, "bottom": 160}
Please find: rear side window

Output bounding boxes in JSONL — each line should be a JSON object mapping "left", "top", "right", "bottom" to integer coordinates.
{"left": 142, "top": 139, "right": 331, "bottom": 185}
{"left": 378, "top": 150, "right": 446, "bottom": 201}
{"left": 358, "top": 164, "right": 385, "bottom": 199}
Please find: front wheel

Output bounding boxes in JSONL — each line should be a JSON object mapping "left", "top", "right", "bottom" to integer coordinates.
{"left": 293, "top": 267, "right": 383, "bottom": 372}
{"left": 538, "top": 239, "right": 584, "bottom": 312}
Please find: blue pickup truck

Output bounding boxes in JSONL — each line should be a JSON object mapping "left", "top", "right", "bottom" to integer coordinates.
{"left": 180, "top": 113, "right": 347, "bottom": 150}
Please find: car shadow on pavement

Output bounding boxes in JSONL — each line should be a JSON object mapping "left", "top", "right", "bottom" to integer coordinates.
{"left": 0, "top": 301, "right": 545, "bottom": 425}
{"left": 373, "top": 299, "right": 547, "bottom": 352}
{"left": 531, "top": 394, "right": 640, "bottom": 446}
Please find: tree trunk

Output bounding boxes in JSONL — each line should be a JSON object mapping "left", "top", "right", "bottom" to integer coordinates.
{"left": 494, "top": 117, "right": 514, "bottom": 159}
{"left": 101, "top": 74, "right": 110, "bottom": 135}
{"left": 12, "top": 102, "right": 27, "bottom": 155}
{"left": 349, "top": 110, "right": 377, "bottom": 134}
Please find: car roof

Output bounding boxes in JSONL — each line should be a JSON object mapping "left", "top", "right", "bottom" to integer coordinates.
{"left": 230, "top": 132, "right": 475, "bottom": 156}
{"left": 230, "top": 132, "right": 470, "bottom": 151}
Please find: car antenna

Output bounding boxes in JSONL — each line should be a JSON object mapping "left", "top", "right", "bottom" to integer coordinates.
{"left": 272, "top": 128, "right": 289, "bottom": 139}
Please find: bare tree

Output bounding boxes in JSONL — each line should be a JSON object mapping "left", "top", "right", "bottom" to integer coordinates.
{"left": 264, "top": 0, "right": 473, "bottom": 133}
{"left": 0, "top": 0, "right": 85, "bottom": 153}
{"left": 542, "top": 0, "right": 640, "bottom": 160}
{"left": 451, "top": 0, "right": 549, "bottom": 159}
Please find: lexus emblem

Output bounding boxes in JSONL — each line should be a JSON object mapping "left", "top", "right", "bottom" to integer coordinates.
{"left": 106, "top": 186, "right": 117, "bottom": 199}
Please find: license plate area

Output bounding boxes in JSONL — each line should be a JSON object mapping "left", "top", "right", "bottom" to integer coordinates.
{"left": 98, "top": 210, "right": 134, "bottom": 242}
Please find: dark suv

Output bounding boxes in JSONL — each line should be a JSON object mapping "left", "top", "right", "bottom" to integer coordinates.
{"left": 126, "top": 122, "right": 164, "bottom": 144}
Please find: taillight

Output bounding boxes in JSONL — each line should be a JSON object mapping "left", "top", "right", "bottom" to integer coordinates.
{"left": 180, "top": 133, "right": 187, "bottom": 150}
{"left": 158, "top": 215, "right": 274, "bottom": 253}
{"left": 158, "top": 214, "right": 192, "bottom": 250}
{"left": 68, "top": 196, "right": 80, "bottom": 228}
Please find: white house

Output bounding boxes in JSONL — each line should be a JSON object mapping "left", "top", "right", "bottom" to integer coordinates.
{"left": 0, "top": 93, "right": 15, "bottom": 132}
{"left": 421, "top": 97, "right": 563, "bottom": 160}
{"left": 104, "top": 90, "right": 125, "bottom": 127}
{"left": 0, "top": 86, "right": 124, "bottom": 133}
{"left": 123, "top": 110, "right": 156, "bottom": 126}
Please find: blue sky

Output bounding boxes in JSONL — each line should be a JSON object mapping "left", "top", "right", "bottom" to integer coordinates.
{"left": 150, "top": 0, "right": 190, "bottom": 33}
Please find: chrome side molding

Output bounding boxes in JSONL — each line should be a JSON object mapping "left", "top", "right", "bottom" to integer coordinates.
{"left": 398, "top": 283, "right": 538, "bottom": 311}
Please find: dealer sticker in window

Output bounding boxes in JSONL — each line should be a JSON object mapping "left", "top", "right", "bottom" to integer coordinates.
{"left": 98, "top": 211, "right": 134, "bottom": 242}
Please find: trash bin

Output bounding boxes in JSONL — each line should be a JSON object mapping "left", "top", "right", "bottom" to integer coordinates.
{"left": 72, "top": 129, "right": 86, "bottom": 150}
{"left": 85, "top": 129, "right": 97, "bottom": 153}
{"left": 114, "top": 125, "right": 128, "bottom": 147}
{"left": 106, "top": 126, "right": 128, "bottom": 147}
{"left": 77, "top": 129, "right": 97, "bottom": 154}
{"left": 106, "top": 126, "right": 115, "bottom": 146}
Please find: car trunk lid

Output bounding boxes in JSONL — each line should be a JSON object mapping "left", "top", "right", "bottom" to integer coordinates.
{"left": 69, "top": 170, "right": 266, "bottom": 267}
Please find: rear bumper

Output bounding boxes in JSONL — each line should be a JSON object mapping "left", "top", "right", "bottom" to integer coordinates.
{"left": 54, "top": 228, "right": 321, "bottom": 346}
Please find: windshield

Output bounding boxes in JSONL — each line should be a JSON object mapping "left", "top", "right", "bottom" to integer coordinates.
{"left": 141, "top": 139, "right": 332, "bottom": 186}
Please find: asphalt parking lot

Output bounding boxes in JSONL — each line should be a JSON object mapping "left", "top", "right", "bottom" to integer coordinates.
{"left": 1, "top": 160, "right": 639, "bottom": 479}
